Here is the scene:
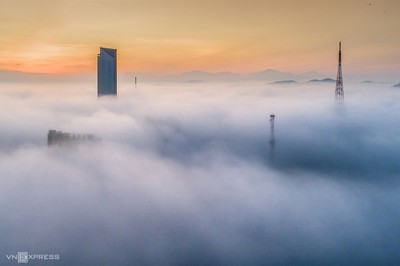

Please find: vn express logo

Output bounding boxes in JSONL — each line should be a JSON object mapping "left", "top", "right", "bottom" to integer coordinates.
{"left": 6, "top": 252, "right": 60, "bottom": 263}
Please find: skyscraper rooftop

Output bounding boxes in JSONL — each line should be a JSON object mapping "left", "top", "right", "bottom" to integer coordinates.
{"left": 97, "top": 47, "right": 117, "bottom": 96}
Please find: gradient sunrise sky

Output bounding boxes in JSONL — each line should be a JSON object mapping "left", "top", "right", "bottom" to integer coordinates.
{"left": 0, "top": 0, "right": 399, "bottom": 78}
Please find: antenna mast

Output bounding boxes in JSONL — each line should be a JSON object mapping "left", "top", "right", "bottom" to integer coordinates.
{"left": 335, "top": 42, "right": 344, "bottom": 100}
{"left": 269, "top": 114, "right": 276, "bottom": 160}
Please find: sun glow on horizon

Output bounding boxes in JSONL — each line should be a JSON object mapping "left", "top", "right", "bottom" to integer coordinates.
{"left": 0, "top": 0, "right": 399, "bottom": 78}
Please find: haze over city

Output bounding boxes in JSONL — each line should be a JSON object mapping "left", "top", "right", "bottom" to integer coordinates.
{"left": 1, "top": 0, "right": 400, "bottom": 265}
{"left": 1, "top": 0, "right": 400, "bottom": 80}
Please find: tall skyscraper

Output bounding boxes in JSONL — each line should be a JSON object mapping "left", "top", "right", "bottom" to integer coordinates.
{"left": 97, "top": 47, "right": 117, "bottom": 96}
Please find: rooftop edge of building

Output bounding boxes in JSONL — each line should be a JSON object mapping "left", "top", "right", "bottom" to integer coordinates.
{"left": 100, "top": 47, "right": 117, "bottom": 57}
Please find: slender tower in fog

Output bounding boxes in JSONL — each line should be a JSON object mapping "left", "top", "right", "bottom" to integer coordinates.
{"left": 97, "top": 47, "right": 117, "bottom": 96}
{"left": 335, "top": 42, "right": 344, "bottom": 100}
{"left": 269, "top": 114, "right": 276, "bottom": 161}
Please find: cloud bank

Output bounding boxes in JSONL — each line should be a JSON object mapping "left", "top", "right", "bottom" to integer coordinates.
{"left": 0, "top": 81, "right": 399, "bottom": 265}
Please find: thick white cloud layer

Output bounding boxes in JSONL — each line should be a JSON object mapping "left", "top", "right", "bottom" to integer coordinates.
{"left": 0, "top": 81, "right": 399, "bottom": 265}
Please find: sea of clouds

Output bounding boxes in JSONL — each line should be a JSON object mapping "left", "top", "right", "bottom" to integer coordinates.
{"left": 0, "top": 80, "right": 399, "bottom": 265}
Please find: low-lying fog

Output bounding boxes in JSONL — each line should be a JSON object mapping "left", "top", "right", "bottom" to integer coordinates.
{"left": 1, "top": 80, "right": 399, "bottom": 265}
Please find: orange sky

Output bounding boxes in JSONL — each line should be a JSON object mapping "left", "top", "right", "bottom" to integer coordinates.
{"left": 1, "top": 0, "right": 400, "bottom": 77}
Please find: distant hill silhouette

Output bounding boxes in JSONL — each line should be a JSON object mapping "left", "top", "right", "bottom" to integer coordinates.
{"left": 177, "top": 70, "right": 237, "bottom": 82}
{"left": 393, "top": 83, "right": 400, "bottom": 88}
{"left": 2, "top": 68, "right": 328, "bottom": 83}
{"left": 271, "top": 80, "right": 297, "bottom": 84}
{"left": 249, "top": 69, "right": 296, "bottom": 80}
{"left": 308, "top": 78, "right": 336, "bottom": 83}
{"left": 174, "top": 69, "right": 325, "bottom": 82}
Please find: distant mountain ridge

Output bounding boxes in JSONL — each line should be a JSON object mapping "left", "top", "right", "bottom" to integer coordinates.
{"left": 270, "top": 80, "right": 297, "bottom": 84}
{"left": 1, "top": 68, "right": 329, "bottom": 83}
{"left": 165, "top": 69, "right": 327, "bottom": 82}
{"left": 308, "top": 78, "right": 336, "bottom": 83}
